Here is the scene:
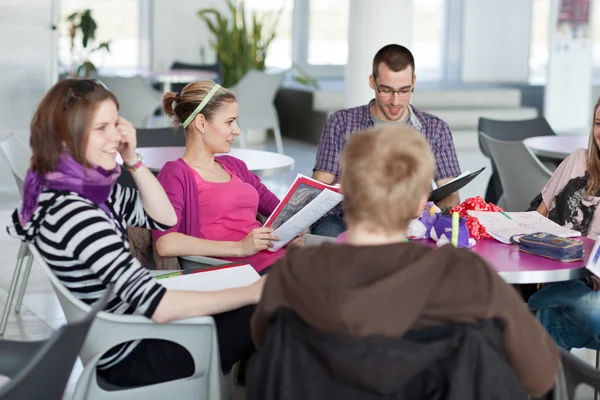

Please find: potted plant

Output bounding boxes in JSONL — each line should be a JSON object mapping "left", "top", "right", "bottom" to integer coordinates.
{"left": 64, "top": 9, "right": 111, "bottom": 78}
{"left": 198, "top": 0, "right": 318, "bottom": 89}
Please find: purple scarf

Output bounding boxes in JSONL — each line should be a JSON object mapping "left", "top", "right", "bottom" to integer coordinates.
{"left": 20, "top": 153, "right": 121, "bottom": 224}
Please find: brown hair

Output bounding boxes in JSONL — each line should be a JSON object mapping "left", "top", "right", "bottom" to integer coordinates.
{"left": 587, "top": 97, "right": 600, "bottom": 196}
{"left": 341, "top": 125, "right": 434, "bottom": 233}
{"left": 162, "top": 80, "right": 236, "bottom": 131}
{"left": 30, "top": 78, "right": 119, "bottom": 175}
{"left": 372, "top": 44, "right": 415, "bottom": 79}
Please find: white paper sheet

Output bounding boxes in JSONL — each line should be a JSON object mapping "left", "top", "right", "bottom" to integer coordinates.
{"left": 468, "top": 211, "right": 582, "bottom": 244}
{"left": 269, "top": 188, "right": 343, "bottom": 251}
{"left": 157, "top": 265, "right": 260, "bottom": 291}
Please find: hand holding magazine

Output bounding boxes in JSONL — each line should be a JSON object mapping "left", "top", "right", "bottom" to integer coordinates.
{"left": 264, "top": 174, "right": 343, "bottom": 251}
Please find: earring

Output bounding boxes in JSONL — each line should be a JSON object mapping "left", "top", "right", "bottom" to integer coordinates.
{"left": 201, "top": 130, "right": 205, "bottom": 134}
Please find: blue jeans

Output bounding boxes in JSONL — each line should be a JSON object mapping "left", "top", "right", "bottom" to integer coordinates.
{"left": 311, "top": 215, "right": 346, "bottom": 238}
{"left": 528, "top": 279, "right": 600, "bottom": 350}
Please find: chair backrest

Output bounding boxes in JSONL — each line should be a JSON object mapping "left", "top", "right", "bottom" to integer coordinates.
{"left": 479, "top": 131, "right": 552, "bottom": 211}
{"left": 0, "top": 284, "right": 110, "bottom": 400}
{"left": 96, "top": 75, "right": 163, "bottom": 127}
{"left": 554, "top": 348, "right": 600, "bottom": 400}
{"left": 230, "top": 70, "right": 285, "bottom": 130}
{"left": 170, "top": 61, "right": 219, "bottom": 73}
{"left": 0, "top": 133, "right": 31, "bottom": 195}
{"left": 136, "top": 126, "right": 186, "bottom": 148}
{"left": 28, "top": 243, "right": 219, "bottom": 395}
{"left": 478, "top": 116, "right": 556, "bottom": 158}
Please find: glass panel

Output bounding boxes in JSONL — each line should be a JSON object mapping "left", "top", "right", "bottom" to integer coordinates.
{"left": 308, "top": 0, "right": 349, "bottom": 65}
{"left": 243, "top": 0, "right": 294, "bottom": 69}
{"left": 529, "top": 0, "right": 551, "bottom": 83}
{"left": 59, "top": 0, "right": 140, "bottom": 75}
{"left": 412, "top": 0, "right": 445, "bottom": 81}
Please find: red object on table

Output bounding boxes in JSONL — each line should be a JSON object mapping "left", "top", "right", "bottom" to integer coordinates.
{"left": 450, "top": 196, "right": 504, "bottom": 239}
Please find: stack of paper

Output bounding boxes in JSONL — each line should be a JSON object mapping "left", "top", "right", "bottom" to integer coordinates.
{"left": 157, "top": 264, "right": 260, "bottom": 292}
{"left": 468, "top": 211, "right": 582, "bottom": 244}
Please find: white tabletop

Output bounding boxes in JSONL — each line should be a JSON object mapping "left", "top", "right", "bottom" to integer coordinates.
{"left": 524, "top": 135, "right": 589, "bottom": 159}
{"left": 131, "top": 147, "right": 295, "bottom": 177}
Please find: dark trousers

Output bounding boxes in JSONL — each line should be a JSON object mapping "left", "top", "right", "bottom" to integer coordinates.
{"left": 99, "top": 305, "right": 256, "bottom": 387}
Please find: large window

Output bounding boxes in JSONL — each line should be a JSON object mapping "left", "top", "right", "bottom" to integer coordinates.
{"left": 243, "top": 0, "right": 294, "bottom": 69}
{"left": 308, "top": 0, "right": 349, "bottom": 65}
{"left": 529, "top": 0, "right": 551, "bottom": 83}
{"left": 412, "top": 0, "right": 445, "bottom": 81}
{"left": 58, "top": 0, "right": 141, "bottom": 75}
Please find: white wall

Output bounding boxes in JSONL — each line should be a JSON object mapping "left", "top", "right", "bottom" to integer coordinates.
{"left": 461, "top": 0, "right": 532, "bottom": 82}
{"left": 151, "top": 0, "right": 227, "bottom": 71}
{"left": 0, "top": 0, "right": 58, "bottom": 138}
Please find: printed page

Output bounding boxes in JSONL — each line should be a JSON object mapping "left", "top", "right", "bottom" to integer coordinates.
{"left": 468, "top": 211, "right": 582, "bottom": 244}
{"left": 269, "top": 189, "right": 343, "bottom": 251}
{"left": 265, "top": 174, "right": 341, "bottom": 228}
{"left": 158, "top": 264, "right": 260, "bottom": 291}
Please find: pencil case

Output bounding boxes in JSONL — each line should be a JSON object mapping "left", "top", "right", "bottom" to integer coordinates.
{"left": 516, "top": 232, "right": 584, "bottom": 262}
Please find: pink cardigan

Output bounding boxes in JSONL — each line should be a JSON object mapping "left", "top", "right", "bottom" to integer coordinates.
{"left": 152, "top": 156, "right": 280, "bottom": 244}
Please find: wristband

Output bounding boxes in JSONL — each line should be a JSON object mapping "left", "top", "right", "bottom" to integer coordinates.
{"left": 124, "top": 153, "right": 144, "bottom": 172}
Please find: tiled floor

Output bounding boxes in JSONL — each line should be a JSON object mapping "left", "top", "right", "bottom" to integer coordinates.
{"left": 0, "top": 136, "right": 596, "bottom": 399}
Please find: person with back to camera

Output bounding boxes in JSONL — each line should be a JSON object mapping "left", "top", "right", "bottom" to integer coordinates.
{"left": 311, "top": 44, "right": 462, "bottom": 237}
{"left": 249, "top": 124, "right": 558, "bottom": 399}
{"left": 7, "top": 78, "right": 266, "bottom": 387}
{"left": 153, "top": 80, "right": 304, "bottom": 275}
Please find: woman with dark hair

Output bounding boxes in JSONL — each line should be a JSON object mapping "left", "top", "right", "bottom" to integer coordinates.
{"left": 7, "top": 78, "right": 265, "bottom": 386}
{"left": 529, "top": 97, "right": 600, "bottom": 351}
{"left": 153, "top": 80, "right": 304, "bottom": 275}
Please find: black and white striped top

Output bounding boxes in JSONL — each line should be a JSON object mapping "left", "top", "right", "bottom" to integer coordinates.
{"left": 8, "top": 184, "right": 170, "bottom": 370}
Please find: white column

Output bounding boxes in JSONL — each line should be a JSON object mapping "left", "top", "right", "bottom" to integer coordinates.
{"left": 345, "top": 0, "right": 412, "bottom": 108}
{"left": 461, "top": 0, "right": 532, "bottom": 82}
{"left": 544, "top": 0, "right": 594, "bottom": 134}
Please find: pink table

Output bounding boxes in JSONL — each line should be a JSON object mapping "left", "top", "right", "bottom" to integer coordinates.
{"left": 336, "top": 233, "right": 593, "bottom": 284}
{"left": 524, "top": 135, "right": 588, "bottom": 160}
{"left": 469, "top": 237, "right": 593, "bottom": 284}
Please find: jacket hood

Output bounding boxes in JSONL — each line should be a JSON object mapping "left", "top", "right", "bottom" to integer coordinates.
{"left": 270, "top": 242, "right": 470, "bottom": 393}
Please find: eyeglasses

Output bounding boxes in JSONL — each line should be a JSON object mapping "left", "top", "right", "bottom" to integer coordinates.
{"left": 374, "top": 81, "right": 413, "bottom": 97}
{"left": 62, "top": 79, "right": 107, "bottom": 110}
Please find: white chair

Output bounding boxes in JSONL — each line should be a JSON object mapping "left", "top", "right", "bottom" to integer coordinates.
{"left": 479, "top": 131, "right": 553, "bottom": 212}
{"left": 230, "top": 70, "right": 285, "bottom": 154}
{"left": 96, "top": 76, "right": 164, "bottom": 128}
{"left": 27, "top": 244, "right": 233, "bottom": 400}
{"left": 0, "top": 133, "right": 34, "bottom": 336}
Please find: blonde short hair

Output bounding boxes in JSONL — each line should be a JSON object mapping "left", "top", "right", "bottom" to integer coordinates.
{"left": 340, "top": 124, "right": 435, "bottom": 233}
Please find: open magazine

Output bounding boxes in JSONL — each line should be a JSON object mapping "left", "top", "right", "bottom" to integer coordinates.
{"left": 264, "top": 174, "right": 343, "bottom": 251}
{"left": 429, "top": 167, "right": 486, "bottom": 203}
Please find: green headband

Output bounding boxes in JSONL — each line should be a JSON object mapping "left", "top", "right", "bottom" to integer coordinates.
{"left": 182, "top": 83, "right": 222, "bottom": 128}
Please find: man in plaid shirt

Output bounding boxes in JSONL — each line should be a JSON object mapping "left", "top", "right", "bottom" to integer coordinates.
{"left": 312, "top": 44, "right": 462, "bottom": 237}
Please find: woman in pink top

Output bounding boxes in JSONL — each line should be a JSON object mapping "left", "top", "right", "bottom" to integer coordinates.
{"left": 152, "top": 80, "right": 303, "bottom": 273}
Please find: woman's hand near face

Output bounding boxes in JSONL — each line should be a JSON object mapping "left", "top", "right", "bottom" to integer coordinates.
{"left": 117, "top": 117, "right": 138, "bottom": 166}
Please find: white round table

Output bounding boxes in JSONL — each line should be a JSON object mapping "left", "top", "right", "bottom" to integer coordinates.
{"left": 524, "top": 135, "right": 589, "bottom": 159}
{"left": 129, "top": 147, "right": 295, "bottom": 177}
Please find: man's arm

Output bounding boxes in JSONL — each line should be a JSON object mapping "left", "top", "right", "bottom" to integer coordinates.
{"left": 313, "top": 170, "right": 336, "bottom": 185}
{"left": 434, "top": 177, "right": 460, "bottom": 208}
{"left": 313, "top": 112, "right": 345, "bottom": 184}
